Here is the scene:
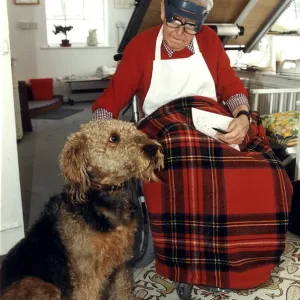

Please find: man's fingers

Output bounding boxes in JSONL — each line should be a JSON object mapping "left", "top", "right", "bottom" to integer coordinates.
{"left": 217, "top": 131, "right": 240, "bottom": 143}
{"left": 217, "top": 132, "right": 245, "bottom": 145}
{"left": 216, "top": 118, "right": 249, "bottom": 145}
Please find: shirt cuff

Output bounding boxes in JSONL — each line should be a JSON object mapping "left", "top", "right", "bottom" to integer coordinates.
{"left": 92, "top": 108, "right": 113, "bottom": 120}
{"left": 225, "top": 94, "right": 250, "bottom": 113}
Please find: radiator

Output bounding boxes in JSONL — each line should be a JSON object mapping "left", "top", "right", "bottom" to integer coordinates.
{"left": 242, "top": 79, "right": 300, "bottom": 115}
{"left": 241, "top": 78, "right": 300, "bottom": 180}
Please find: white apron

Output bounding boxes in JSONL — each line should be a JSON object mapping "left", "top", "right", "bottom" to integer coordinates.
{"left": 143, "top": 26, "right": 217, "bottom": 116}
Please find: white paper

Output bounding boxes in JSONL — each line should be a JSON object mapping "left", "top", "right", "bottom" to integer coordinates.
{"left": 191, "top": 108, "right": 240, "bottom": 151}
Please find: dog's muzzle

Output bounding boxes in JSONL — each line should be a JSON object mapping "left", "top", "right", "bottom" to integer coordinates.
{"left": 142, "top": 144, "right": 160, "bottom": 158}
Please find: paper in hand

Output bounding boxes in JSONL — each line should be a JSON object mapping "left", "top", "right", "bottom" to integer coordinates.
{"left": 191, "top": 107, "right": 240, "bottom": 151}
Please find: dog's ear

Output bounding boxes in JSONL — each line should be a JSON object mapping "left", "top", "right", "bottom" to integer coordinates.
{"left": 59, "top": 132, "right": 90, "bottom": 202}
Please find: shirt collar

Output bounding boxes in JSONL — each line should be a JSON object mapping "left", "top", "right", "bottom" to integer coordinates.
{"left": 163, "top": 39, "right": 195, "bottom": 58}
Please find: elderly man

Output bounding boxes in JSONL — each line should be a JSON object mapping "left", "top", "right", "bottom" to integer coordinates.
{"left": 93, "top": 0, "right": 250, "bottom": 145}
{"left": 92, "top": 0, "right": 292, "bottom": 290}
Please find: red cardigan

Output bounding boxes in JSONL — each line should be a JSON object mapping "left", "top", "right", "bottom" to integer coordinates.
{"left": 92, "top": 25, "right": 247, "bottom": 118}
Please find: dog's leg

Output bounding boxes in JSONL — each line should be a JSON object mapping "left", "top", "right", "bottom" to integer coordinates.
{"left": 1, "top": 277, "right": 61, "bottom": 300}
{"left": 107, "top": 264, "right": 140, "bottom": 300}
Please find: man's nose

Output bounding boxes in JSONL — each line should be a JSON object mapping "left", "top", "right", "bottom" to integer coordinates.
{"left": 175, "top": 26, "right": 185, "bottom": 36}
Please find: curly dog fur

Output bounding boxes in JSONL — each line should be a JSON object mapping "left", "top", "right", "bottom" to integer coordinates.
{"left": 0, "top": 120, "right": 164, "bottom": 300}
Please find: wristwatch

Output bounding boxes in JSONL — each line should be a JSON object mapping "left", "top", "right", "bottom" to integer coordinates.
{"left": 236, "top": 110, "right": 253, "bottom": 124}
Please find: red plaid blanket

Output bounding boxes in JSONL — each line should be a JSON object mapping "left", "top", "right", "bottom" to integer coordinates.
{"left": 138, "top": 97, "right": 293, "bottom": 289}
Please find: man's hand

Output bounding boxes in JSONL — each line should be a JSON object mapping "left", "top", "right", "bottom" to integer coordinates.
{"left": 216, "top": 115, "right": 249, "bottom": 145}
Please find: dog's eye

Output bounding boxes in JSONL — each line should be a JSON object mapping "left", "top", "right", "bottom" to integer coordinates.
{"left": 109, "top": 133, "right": 120, "bottom": 143}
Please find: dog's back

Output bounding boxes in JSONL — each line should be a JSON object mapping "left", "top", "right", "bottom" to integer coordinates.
{"left": 0, "top": 195, "right": 72, "bottom": 298}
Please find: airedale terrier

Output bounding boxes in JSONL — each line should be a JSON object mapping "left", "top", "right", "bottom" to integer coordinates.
{"left": 0, "top": 119, "right": 164, "bottom": 300}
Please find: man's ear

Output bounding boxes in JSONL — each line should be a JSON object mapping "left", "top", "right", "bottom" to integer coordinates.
{"left": 161, "top": 0, "right": 166, "bottom": 21}
{"left": 59, "top": 132, "right": 90, "bottom": 202}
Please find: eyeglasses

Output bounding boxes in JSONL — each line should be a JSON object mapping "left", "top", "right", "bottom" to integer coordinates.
{"left": 166, "top": 16, "right": 199, "bottom": 35}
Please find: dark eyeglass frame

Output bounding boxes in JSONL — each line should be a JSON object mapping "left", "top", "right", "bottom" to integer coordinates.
{"left": 166, "top": 16, "right": 201, "bottom": 35}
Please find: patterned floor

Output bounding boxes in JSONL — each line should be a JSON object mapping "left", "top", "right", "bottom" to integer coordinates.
{"left": 133, "top": 232, "right": 300, "bottom": 300}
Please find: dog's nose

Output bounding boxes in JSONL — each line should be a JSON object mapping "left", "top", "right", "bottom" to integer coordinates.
{"left": 143, "top": 144, "right": 159, "bottom": 157}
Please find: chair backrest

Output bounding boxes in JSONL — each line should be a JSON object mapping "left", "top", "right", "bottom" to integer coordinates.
{"left": 114, "top": 53, "right": 140, "bottom": 124}
{"left": 132, "top": 95, "right": 140, "bottom": 124}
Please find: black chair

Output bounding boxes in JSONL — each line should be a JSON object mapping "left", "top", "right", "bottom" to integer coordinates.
{"left": 289, "top": 180, "right": 300, "bottom": 237}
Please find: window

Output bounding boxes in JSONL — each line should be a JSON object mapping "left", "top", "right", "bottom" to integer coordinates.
{"left": 271, "top": 0, "right": 300, "bottom": 33}
{"left": 270, "top": 0, "right": 300, "bottom": 61}
{"left": 45, "top": 0, "right": 107, "bottom": 46}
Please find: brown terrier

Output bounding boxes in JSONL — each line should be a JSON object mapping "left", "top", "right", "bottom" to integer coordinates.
{"left": 0, "top": 119, "right": 164, "bottom": 300}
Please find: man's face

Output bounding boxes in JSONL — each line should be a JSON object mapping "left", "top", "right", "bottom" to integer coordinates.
{"left": 161, "top": 1, "right": 196, "bottom": 51}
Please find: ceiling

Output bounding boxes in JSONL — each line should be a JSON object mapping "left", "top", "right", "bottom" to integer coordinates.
{"left": 119, "top": 0, "right": 293, "bottom": 53}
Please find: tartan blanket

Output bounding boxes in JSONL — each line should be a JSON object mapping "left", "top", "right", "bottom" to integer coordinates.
{"left": 138, "top": 97, "right": 293, "bottom": 289}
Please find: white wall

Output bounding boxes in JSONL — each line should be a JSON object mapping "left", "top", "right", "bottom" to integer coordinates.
{"left": 226, "top": 36, "right": 274, "bottom": 70}
{"left": 1, "top": 0, "right": 25, "bottom": 256}
{"left": 227, "top": 34, "right": 300, "bottom": 72}
{"left": 7, "top": 0, "right": 134, "bottom": 81}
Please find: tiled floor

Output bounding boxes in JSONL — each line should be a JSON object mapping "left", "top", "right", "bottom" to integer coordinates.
{"left": 133, "top": 232, "right": 300, "bottom": 300}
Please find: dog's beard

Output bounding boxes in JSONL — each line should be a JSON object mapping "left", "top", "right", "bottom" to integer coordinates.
{"left": 139, "top": 150, "right": 164, "bottom": 182}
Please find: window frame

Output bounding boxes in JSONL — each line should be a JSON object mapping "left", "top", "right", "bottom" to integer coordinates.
{"left": 44, "top": 0, "right": 108, "bottom": 47}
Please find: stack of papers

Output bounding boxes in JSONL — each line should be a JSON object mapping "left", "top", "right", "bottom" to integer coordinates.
{"left": 191, "top": 108, "right": 240, "bottom": 151}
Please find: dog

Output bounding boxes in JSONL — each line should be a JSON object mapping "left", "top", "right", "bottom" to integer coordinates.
{"left": 0, "top": 119, "right": 164, "bottom": 300}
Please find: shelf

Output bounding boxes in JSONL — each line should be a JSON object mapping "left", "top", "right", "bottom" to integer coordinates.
{"left": 268, "top": 32, "right": 300, "bottom": 37}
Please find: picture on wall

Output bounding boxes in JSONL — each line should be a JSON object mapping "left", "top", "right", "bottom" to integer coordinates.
{"left": 114, "top": 0, "right": 134, "bottom": 9}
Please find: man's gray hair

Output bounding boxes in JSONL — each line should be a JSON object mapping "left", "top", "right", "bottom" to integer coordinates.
{"left": 185, "top": 0, "right": 214, "bottom": 12}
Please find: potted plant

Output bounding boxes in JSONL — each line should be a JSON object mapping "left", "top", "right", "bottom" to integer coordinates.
{"left": 53, "top": 25, "right": 73, "bottom": 47}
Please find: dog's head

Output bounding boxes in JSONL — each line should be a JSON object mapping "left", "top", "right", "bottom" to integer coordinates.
{"left": 59, "top": 119, "right": 164, "bottom": 202}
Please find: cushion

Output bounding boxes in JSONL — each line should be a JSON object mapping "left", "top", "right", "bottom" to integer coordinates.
{"left": 261, "top": 111, "right": 299, "bottom": 147}
{"left": 29, "top": 78, "right": 53, "bottom": 101}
